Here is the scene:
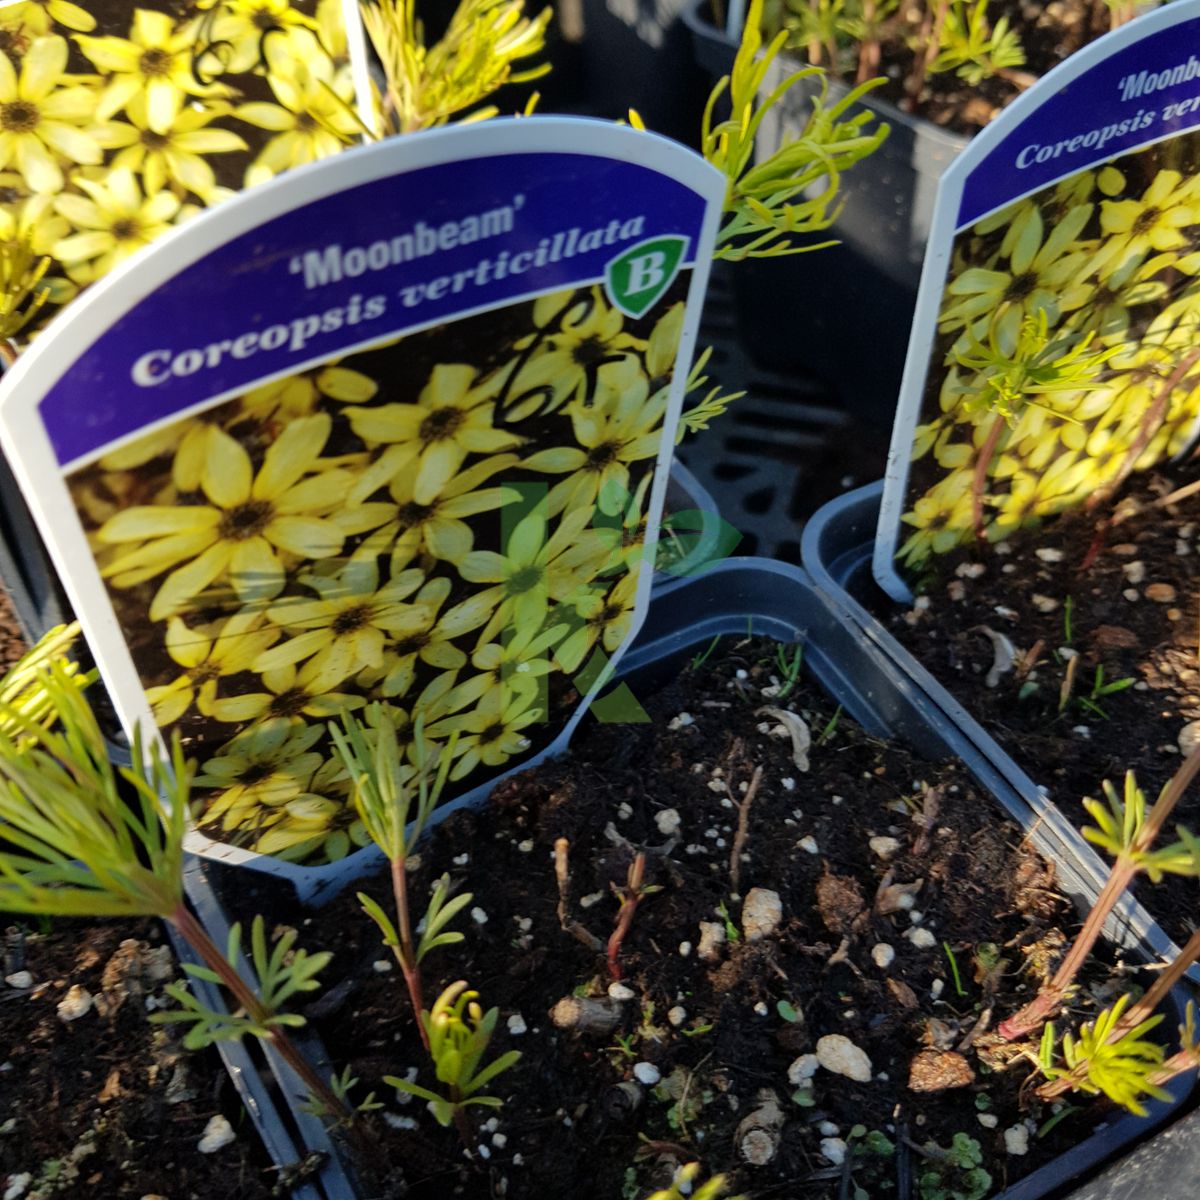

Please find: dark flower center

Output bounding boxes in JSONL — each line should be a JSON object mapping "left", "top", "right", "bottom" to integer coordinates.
{"left": 241, "top": 761, "right": 274, "bottom": 786}
{"left": 190, "top": 661, "right": 220, "bottom": 684}
{"left": 111, "top": 217, "right": 141, "bottom": 241}
{"left": 508, "top": 565, "right": 543, "bottom": 594}
{"left": 585, "top": 442, "right": 620, "bottom": 470}
{"left": 396, "top": 500, "right": 433, "bottom": 529}
{"left": 253, "top": 9, "right": 277, "bottom": 29}
{"left": 332, "top": 605, "right": 371, "bottom": 635}
{"left": 268, "top": 688, "right": 309, "bottom": 718}
{"left": 478, "top": 721, "right": 505, "bottom": 745}
{"left": 1132, "top": 207, "right": 1161, "bottom": 235}
{"left": 1003, "top": 271, "right": 1037, "bottom": 302}
{"left": 0, "top": 31, "right": 30, "bottom": 58}
{"left": 140, "top": 128, "right": 169, "bottom": 151}
{"left": 393, "top": 631, "right": 430, "bottom": 656}
{"left": 571, "top": 336, "right": 609, "bottom": 368}
{"left": 0, "top": 101, "right": 37, "bottom": 133}
{"left": 218, "top": 499, "right": 273, "bottom": 540}
{"left": 419, "top": 407, "right": 465, "bottom": 442}
{"left": 296, "top": 110, "right": 317, "bottom": 131}
{"left": 140, "top": 48, "right": 173, "bottom": 77}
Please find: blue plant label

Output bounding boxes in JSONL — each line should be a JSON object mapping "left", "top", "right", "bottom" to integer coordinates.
{"left": 0, "top": 119, "right": 724, "bottom": 893}
{"left": 875, "top": 0, "right": 1200, "bottom": 601}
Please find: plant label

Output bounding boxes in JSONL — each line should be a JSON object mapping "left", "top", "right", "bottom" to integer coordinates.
{"left": 0, "top": 119, "right": 724, "bottom": 896}
{"left": 874, "top": 0, "right": 1200, "bottom": 601}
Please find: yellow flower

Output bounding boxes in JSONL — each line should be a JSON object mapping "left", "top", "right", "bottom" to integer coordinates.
{"left": 195, "top": 718, "right": 325, "bottom": 833}
{"left": 436, "top": 684, "right": 544, "bottom": 781}
{"left": 96, "top": 95, "right": 247, "bottom": 202}
{"left": 0, "top": 180, "right": 66, "bottom": 255}
{"left": 1092, "top": 170, "right": 1200, "bottom": 280}
{"left": 898, "top": 469, "right": 975, "bottom": 566}
{"left": 521, "top": 361, "right": 666, "bottom": 516}
{"left": 345, "top": 362, "right": 519, "bottom": 506}
{"left": 52, "top": 167, "right": 182, "bottom": 283}
{"left": 0, "top": 35, "right": 100, "bottom": 193}
{"left": 240, "top": 361, "right": 379, "bottom": 426}
{"left": 499, "top": 287, "right": 642, "bottom": 419}
{"left": 202, "top": 658, "right": 365, "bottom": 725}
{"left": 458, "top": 500, "right": 612, "bottom": 647}
{"left": 254, "top": 557, "right": 432, "bottom": 691}
{"left": 8, "top": 0, "right": 96, "bottom": 34}
{"left": 234, "top": 27, "right": 359, "bottom": 188}
{"left": 446, "top": 621, "right": 568, "bottom": 716}
{"left": 941, "top": 202, "right": 1096, "bottom": 352}
{"left": 75, "top": 9, "right": 230, "bottom": 132}
{"left": 199, "top": 0, "right": 318, "bottom": 75}
{"left": 553, "top": 567, "right": 639, "bottom": 674}
{"left": 97, "top": 414, "right": 349, "bottom": 619}
{"left": 363, "top": 575, "right": 492, "bottom": 698}
{"left": 144, "top": 608, "right": 280, "bottom": 726}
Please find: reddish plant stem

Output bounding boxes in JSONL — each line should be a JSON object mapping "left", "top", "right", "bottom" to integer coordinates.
{"left": 904, "top": 0, "right": 949, "bottom": 113}
{"left": 607, "top": 852, "right": 647, "bottom": 980}
{"left": 971, "top": 412, "right": 1007, "bottom": 541}
{"left": 856, "top": 0, "right": 880, "bottom": 83}
{"left": 170, "top": 904, "right": 352, "bottom": 1124}
{"left": 999, "top": 747, "right": 1200, "bottom": 1041}
{"left": 390, "top": 854, "right": 430, "bottom": 1051}
{"left": 1087, "top": 349, "right": 1200, "bottom": 513}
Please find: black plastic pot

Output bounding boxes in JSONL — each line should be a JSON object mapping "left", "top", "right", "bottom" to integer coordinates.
{"left": 189, "top": 557, "right": 1195, "bottom": 1200}
{"left": 801, "top": 483, "right": 1200, "bottom": 990}
{"left": 681, "top": 0, "right": 966, "bottom": 411}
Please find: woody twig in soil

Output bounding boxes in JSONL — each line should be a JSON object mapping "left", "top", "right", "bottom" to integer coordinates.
{"left": 728, "top": 764, "right": 764, "bottom": 897}
{"left": 998, "top": 744, "right": 1200, "bottom": 1041}
{"left": 553, "top": 837, "right": 604, "bottom": 953}
{"left": 607, "top": 851, "right": 661, "bottom": 980}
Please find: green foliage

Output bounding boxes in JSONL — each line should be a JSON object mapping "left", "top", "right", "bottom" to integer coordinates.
{"left": 689, "top": 633, "right": 723, "bottom": 672}
{"left": 301, "top": 1066, "right": 383, "bottom": 1118}
{"left": 359, "top": 0, "right": 550, "bottom": 134}
{"left": 0, "top": 655, "right": 187, "bottom": 920}
{"left": 0, "top": 235, "right": 51, "bottom": 345}
{"left": 716, "top": 899, "right": 741, "bottom": 942}
{"left": 154, "top": 917, "right": 331, "bottom": 1050}
{"left": 1075, "top": 665, "right": 1136, "bottom": 720}
{"left": 917, "top": 1132, "right": 991, "bottom": 1200}
{"left": 704, "top": 0, "right": 888, "bottom": 262}
{"left": 949, "top": 310, "right": 1117, "bottom": 428}
{"left": 385, "top": 981, "right": 521, "bottom": 1127}
{"left": 677, "top": 347, "right": 746, "bottom": 441}
{"left": 776, "top": 998, "right": 802, "bottom": 1023}
{"left": 930, "top": 0, "right": 1026, "bottom": 86}
{"left": 1082, "top": 772, "right": 1200, "bottom": 881}
{"left": 1038, "top": 995, "right": 1170, "bottom": 1116}
{"left": 329, "top": 707, "right": 453, "bottom": 864}
{"left": 774, "top": 643, "right": 803, "bottom": 700}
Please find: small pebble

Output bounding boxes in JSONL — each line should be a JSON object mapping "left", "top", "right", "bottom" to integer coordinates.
{"left": 4, "top": 972, "right": 32, "bottom": 990}
{"left": 818, "top": 1120, "right": 840, "bottom": 1137}
{"left": 907, "top": 928, "right": 937, "bottom": 950}
{"left": 978, "top": 1113, "right": 999, "bottom": 1129}
{"left": 1180, "top": 721, "right": 1200, "bottom": 757}
{"left": 668, "top": 712, "right": 694, "bottom": 730}
{"left": 820, "top": 1137, "right": 848, "bottom": 1165}
{"left": 4, "top": 1174, "right": 31, "bottom": 1200}
{"left": 798, "top": 835, "right": 819, "bottom": 854}
{"left": 372, "top": 960, "right": 393, "bottom": 974}
{"left": 955, "top": 562, "right": 985, "bottom": 578}
{"left": 1122, "top": 561, "right": 1146, "bottom": 584}
{"left": 452, "top": 853, "right": 470, "bottom": 865}
{"left": 781, "top": 777, "right": 795, "bottom": 791}
{"left": 477, "top": 1143, "right": 492, "bottom": 1160}
{"left": 1004, "top": 1125, "right": 1029, "bottom": 1156}
{"left": 633, "top": 1062, "right": 661, "bottom": 1086}
{"left": 697, "top": 922, "right": 726, "bottom": 962}
{"left": 507, "top": 1013, "right": 527, "bottom": 1036}
{"left": 742, "top": 888, "right": 783, "bottom": 941}
{"left": 1031, "top": 594, "right": 1058, "bottom": 613}
{"left": 947, "top": 580, "right": 966, "bottom": 601}
{"left": 668, "top": 1006, "right": 688, "bottom": 1027}
{"left": 787, "top": 1054, "right": 819, "bottom": 1084}
{"left": 930, "top": 979, "right": 944, "bottom": 1000}
{"left": 608, "top": 982, "right": 636, "bottom": 1002}
{"left": 1123, "top": 588, "right": 1140, "bottom": 601}
{"left": 517, "top": 839, "right": 534, "bottom": 853}
{"left": 753, "top": 1001, "right": 769, "bottom": 1016}
{"left": 617, "top": 802, "right": 633, "bottom": 820}
{"left": 383, "top": 1113, "right": 419, "bottom": 1131}
{"left": 197, "top": 1114, "right": 236, "bottom": 1154}
{"left": 816, "top": 1034, "right": 873, "bottom": 1082}
{"left": 655, "top": 808, "right": 682, "bottom": 836}
{"left": 579, "top": 891, "right": 604, "bottom": 909}
{"left": 909, "top": 910, "right": 924, "bottom": 924}
{"left": 471, "top": 907, "right": 489, "bottom": 925}
{"left": 1035, "top": 548, "right": 1063, "bottom": 563}
{"left": 1112, "top": 542, "right": 1137, "bottom": 555}
{"left": 871, "top": 944, "right": 895, "bottom": 970}
{"left": 56, "top": 985, "right": 93, "bottom": 1022}
{"left": 1176, "top": 540, "right": 1191, "bottom": 557}
{"left": 868, "top": 836, "right": 901, "bottom": 860}
{"left": 1146, "top": 582, "right": 1177, "bottom": 603}
{"left": 492, "top": 1132, "right": 508, "bottom": 1149}
{"left": 679, "top": 941, "right": 693, "bottom": 957}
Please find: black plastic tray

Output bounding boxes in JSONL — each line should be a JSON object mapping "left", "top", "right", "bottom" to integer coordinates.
{"left": 192, "top": 557, "right": 1195, "bottom": 1200}
{"left": 801, "top": 483, "right": 1198, "bottom": 990}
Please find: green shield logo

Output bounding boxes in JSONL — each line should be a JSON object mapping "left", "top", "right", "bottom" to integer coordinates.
{"left": 604, "top": 235, "right": 688, "bottom": 319}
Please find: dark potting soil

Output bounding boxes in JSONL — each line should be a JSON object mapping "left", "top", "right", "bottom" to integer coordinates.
{"left": 224, "top": 637, "right": 1160, "bottom": 1200}
{"left": 0, "top": 917, "right": 280, "bottom": 1200}
{"left": 0, "top": 592, "right": 281, "bottom": 1200}
{"left": 887, "top": 459, "right": 1200, "bottom": 950}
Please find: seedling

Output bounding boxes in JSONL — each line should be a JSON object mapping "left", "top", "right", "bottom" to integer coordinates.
{"left": 644, "top": 1163, "right": 744, "bottom": 1200}
{"left": 716, "top": 899, "right": 741, "bottom": 942}
{"left": 776, "top": 999, "right": 802, "bottom": 1023}
{"left": 816, "top": 704, "right": 843, "bottom": 746}
{"left": 942, "top": 943, "right": 967, "bottom": 998}
{"left": 1062, "top": 596, "right": 1075, "bottom": 646}
{"left": 330, "top": 707, "right": 467, "bottom": 1049}
{"left": 915, "top": 1131, "right": 991, "bottom": 1200}
{"left": 930, "top": 0, "right": 1026, "bottom": 86}
{"left": 0, "top": 643, "right": 350, "bottom": 1124}
{"left": 773, "top": 643, "right": 804, "bottom": 700}
{"left": 387, "top": 980, "right": 521, "bottom": 1148}
{"left": 689, "top": 634, "right": 722, "bottom": 672}
{"left": 1075, "top": 664, "right": 1136, "bottom": 720}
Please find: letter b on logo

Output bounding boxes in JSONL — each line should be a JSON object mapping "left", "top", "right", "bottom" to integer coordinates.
{"left": 605, "top": 235, "right": 688, "bottom": 318}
